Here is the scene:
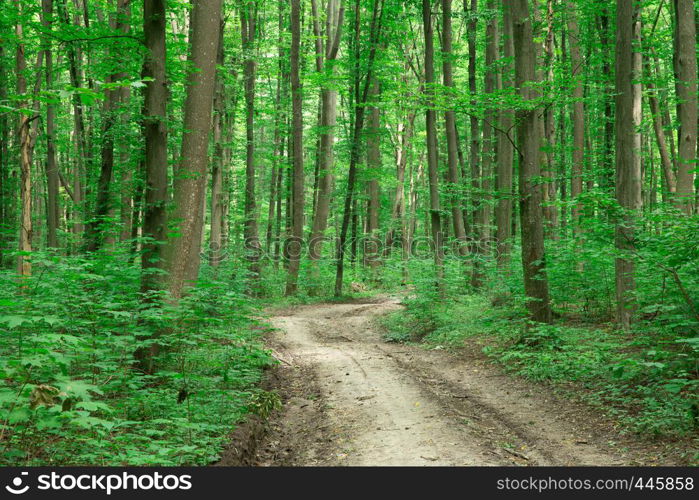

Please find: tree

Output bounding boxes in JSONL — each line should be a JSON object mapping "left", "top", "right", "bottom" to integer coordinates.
{"left": 85, "top": 0, "right": 130, "bottom": 252}
{"left": 334, "top": 0, "right": 383, "bottom": 296}
{"left": 141, "top": 0, "right": 169, "bottom": 296}
{"left": 15, "top": 0, "right": 32, "bottom": 278}
{"left": 614, "top": 0, "right": 642, "bottom": 330}
{"left": 308, "top": 0, "right": 344, "bottom": 287}
{"left": 673, "top": 0, "right": 697, "bottom": 214}
{"left": 422, "top": 0, "right": 444, "bottom": 292}
{"left": 167, "top": 0, "right": 223, "bottom": 299}
{"left": 567, "top": 0, "right": 585, "bottom": 232}
{"left": 441, "top": 0, "right": 467, "bottom": 262}
{"left": 40, "top": 0, "right": 59, "bottom": 250}
{"left": 508, "top": 0, "right": 552, "bottom": 323}
{"left": 241, "top": 0, "right": 262, "bottom": 291}
{"left": 285, "top": 0, "right": 305, "bottom": 295}
{"left": 495, "top": 0, "right": 515, "bottom": 269}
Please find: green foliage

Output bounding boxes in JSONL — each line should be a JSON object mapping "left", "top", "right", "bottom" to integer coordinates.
{"left": 0, "top": 247, "right": 274, "bottom": 465}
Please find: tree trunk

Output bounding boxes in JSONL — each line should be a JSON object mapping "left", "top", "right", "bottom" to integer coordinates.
{"left": 441, "top": 0, "right": 467, "bottom": 262}
{"left": 467, "top": 0, "right": 480, "bottom": 249}
{"left": 334, "top": 0, "right": 383, "bottom": 296}
{"left": 285, "top": 0, "right": 305, "bottom": 295}
{"left": 673, "top": 0, "right": 697, "bottom": 214}
{"left": 644, "top": 56, "right": 676, "bottom": 197}
{"left": 167, "top": 0, "right": 222, "bottom": 299}
{"left": 15, "top": 0, "right": 32, "bottom": 278}
{"left": 85, "top": 0, "right": 130, "bottom": 251}
{"left": 509, "top": 0, "right": 552, "bottom": 323}
{"left": 614, "top": 0, "right": 642, "bottom": 330}
{"left": 241, "top": 1, "right": 261, "bottom": 291}
{"left": 41, "top": 0, "right": 59, "bottom": 249}
{"left": 308, "top": 0, "right": 344, "bottom": 287}
{"left": 57, "top": 0, "right": 87, "bottom": 240}
{"left": 423, "top": 0, "right": 444, "bottom": 292}
{"left": 365, "top": 77, "right": 381, "bottom": 269}
{"left": 141, "top": 0, "right": 169, "bottom": 296}
{"left": 496, "top": 0, "right": 515, "bottom": 269}
{"left": 567, "top": 0, "right": 585, "bottom": 232}
{"left": 542, "top": 0, "right": 557, "bottom": 234}
{"left": 209, "top": 20, "right": 225, "bottom": 267}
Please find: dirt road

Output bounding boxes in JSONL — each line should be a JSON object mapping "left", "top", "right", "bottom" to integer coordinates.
{"left": 252, "top": 296, "right": 673, "bottom": 466}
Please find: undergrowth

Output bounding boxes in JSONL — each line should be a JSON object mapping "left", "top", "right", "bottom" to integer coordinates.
{"left": 0, "top": 248, "right": 275, "bottom": 465}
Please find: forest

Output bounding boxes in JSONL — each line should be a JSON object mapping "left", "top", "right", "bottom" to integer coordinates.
{"left": 0, "top": 0, "right": 697, "bottom": 466}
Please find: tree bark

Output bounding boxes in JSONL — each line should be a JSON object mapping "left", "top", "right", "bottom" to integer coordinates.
{"left": 365, "top": 77, "right": 381, "bottom": 269}
{"left": 141, "top": 0, "right": 169, "bottom": 297}
{"left": 209, "top": 20, "right": 225, "bottom": 267}
{"left": 673, "top": 0, "right": 697, "bottom": 214}
{"left": 167, "top": 0, "right": 223, "bottom": 299}
{"left": 423, "top": 0, "right": 444, "bottom": 292}
{"left": 496, "top": 0, "right": 515, "bottom": 269}
{"left": 41, "top": 0, "right": 59, "bottom": 249}
{"left": 509, "top": 0, "right": 552, "bottom": 323}
{"left": 567, "top": 0, "right": 585, "bottom": 232}
{"left": 15, "top": 0, "right": 32, "bottom": 278}
{"left": 85, "top": 0, "right": 130, "bottom": 251}
{"left": 334, "top": 0, "right": 383, "bottom": 296}
{"left": 241, "top": 1, "right": 261, "bottom": 291}
{"left": 285, "top": 0, "right": 305, "bottom": 295}
{"left": 441, "top": 0, "right": 467, "bottom": 262}
{"left": 308, "top": 0, "right": 344, "bottom": 286}
{"left": 467, "top": 0, "right": 480, "bottom": 248}
{"left": 614, "top": 0, "right": 642, "bottom": 330}
{"left": 644, "top": 56, "right": 676, "bottom": 197}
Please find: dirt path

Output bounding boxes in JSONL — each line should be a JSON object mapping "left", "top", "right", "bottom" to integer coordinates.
{"left": 252, "top": 296, "right": 679, "bottom": 466}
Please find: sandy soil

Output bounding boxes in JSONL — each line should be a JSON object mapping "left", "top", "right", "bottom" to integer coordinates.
{"left": 252, "top": 296, "right": 688, "bottom": 466}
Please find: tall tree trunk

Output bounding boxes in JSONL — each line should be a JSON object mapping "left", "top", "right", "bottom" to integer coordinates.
{"left": 509, "top": 0, "right": 552, "bottom": 323}
{"left": 614, "top": 0, "right": 642, "bottom": 330}
{"left": 15, "top": 0, "right": 32, "bottom": 278}
{"left": 673, "top": 0, "right": 697, "bottom": 214}
{"left": 141, "top": 0, "right": 169, "bottom": 296}
{"left": 597, "top": 8, "right": 614, "bottom": 192}
{"left": 334, "top": 0, "right": 383, "bottom": 296}
{"left": 209, "top": 20, "right": 225, "bottom": 267}
{"left": 423, "top": 0, "right": 444, "bottom": 292}
{"left": 86, "top": 0, "right": 130, "bottom": 251}
{"left": 285, "top": 0, "right": 305, "bottom": 295}
{"left": 496, "top": 0, "right": 515, "bottom": 269}
{"left": 386, "top": 104, "right": 415, "bottom": 256}
{"left": 167, "top": 0, "right": 222, "bottom": 299}
{"left": 42, "top": 0, "right": 59, "bottom": 249}
{"left": 308, "top": 0, "right": 344, "bottom": 288}
{"left": 542, "top": 0, "right": 557, "bottom": 234}
{"left": 0, "top": 42, "right": 8, "bottom": 267}
{"left": 57, "top": 0, "right": 86, "bottom": 240}
{"left": 441, "top": 0, "right": 467, "bottom": 262}
{"left": 241, "top": 1, "right": 261, "bottom": 291}
{"left": 644, "top": 56, "right": 676, "bottom": 197}
{"left": 473, "top": 0, "right": 498, "bottom": 284}
{"left": 365, "top": 77, "right": 381, "bottom": 269}
{"left": 567, "top": 0, "right": 585, "bottom": 232}
{"left": 467, "top": 0, "right": 480, "bottom": 248}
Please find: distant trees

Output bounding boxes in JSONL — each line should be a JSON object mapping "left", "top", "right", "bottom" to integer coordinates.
{"left": 0, "top": 0, "right": 697, "bottom": 331}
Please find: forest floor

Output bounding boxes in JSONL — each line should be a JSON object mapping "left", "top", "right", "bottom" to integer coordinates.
{"left": 242, "top": 296, "right": 688, "bottom": 466}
